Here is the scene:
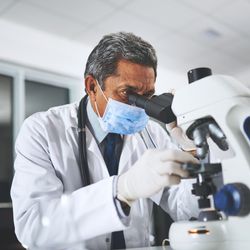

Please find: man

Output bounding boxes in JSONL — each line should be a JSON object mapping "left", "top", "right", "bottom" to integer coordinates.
{"left": 11, "top": 32, "right": 198, "bottom": 250}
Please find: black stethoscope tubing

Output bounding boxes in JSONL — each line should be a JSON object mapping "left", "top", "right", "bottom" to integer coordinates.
{"left": 77, "top": 95, "right": 91, "bottom": 186}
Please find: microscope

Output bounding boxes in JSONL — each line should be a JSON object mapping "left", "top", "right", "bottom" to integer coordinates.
{"left": 128, "top": 68, "right": 250, "bottom": 250}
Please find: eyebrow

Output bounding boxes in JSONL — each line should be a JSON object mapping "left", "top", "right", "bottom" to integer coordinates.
{"left": 124, "top": 85, "right": 139, "bottom": 91}
{"left": 123, "top": 84, "right": 155, "bottom": 92}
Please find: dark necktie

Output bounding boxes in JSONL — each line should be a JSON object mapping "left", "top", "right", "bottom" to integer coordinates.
{"left": 103, "top": 133, "right": 126, "bottom": 250}
{"left": 104, "top": 133, "right": 122, "bottom": 176}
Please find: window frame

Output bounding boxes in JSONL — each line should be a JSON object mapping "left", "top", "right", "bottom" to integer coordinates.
{"left": 0, "top": 61, "right": 82, "bottom": 203}
{"left": 0, "top": 73, "right": 14, "bottom": 187}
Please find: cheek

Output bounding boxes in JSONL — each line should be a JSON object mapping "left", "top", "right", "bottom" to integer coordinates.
{"left": 96, "top": 97, "right": 107, "bottom": 117}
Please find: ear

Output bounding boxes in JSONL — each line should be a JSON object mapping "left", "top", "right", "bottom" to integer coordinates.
{"left": 85, "top": 75, "right": 97, "bottom": 101}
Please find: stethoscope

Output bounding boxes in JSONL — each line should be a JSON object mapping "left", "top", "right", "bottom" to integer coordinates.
{"left": 77, "top": 94, "right": 157, "bottom": 187}
{"left": 77, "top": 95, "right": 91, "bottom": 186}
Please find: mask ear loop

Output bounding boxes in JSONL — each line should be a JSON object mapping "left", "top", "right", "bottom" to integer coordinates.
{"left": 94, "top": 101, "right": 102, "bottom": 118}
{"left": 96, "top": 80, "right": 108, "bottom": 102}
{"left": 94, "top": 79, "right": 108, "bottom": 118}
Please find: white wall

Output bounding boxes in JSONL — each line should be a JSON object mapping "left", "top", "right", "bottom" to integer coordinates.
{"left": 0, "top": 19, "right": 187, "bottom": 98}
{"left": 0, "top": 20, "right": 86, "bottom": 101}
{"left": 0, "top": 20, "right": 90, "bottom": 79}
{"left": 156, "top": 68, "right": 187, "bottom": 94}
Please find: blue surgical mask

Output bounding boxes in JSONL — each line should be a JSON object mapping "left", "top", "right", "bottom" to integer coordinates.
{"left": 94, "top": 82, "right": 149, "bottom": 135}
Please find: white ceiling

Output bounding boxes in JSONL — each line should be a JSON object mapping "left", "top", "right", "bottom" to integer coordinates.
{"left": 1, "top": 0, "right": 250, "bottom": 77}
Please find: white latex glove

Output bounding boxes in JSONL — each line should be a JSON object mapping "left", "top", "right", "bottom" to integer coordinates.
{"left": 166, "top": 121, "right": 196, "bottom": 151}
{"left": 117, "top": 149, "right": 199, "bottom": 206}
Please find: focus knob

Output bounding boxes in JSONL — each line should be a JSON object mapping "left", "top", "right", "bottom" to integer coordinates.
{"left": 214, "top": 183, "right": 250, "bottom": 216}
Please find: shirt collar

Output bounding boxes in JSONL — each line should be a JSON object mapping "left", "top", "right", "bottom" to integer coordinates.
{"left": 86, "top": 99, "right": 108, "bottom": 143}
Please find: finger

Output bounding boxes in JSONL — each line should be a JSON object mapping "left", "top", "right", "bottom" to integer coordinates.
{"left": 158, "top": 149, "right": 199, "bottom": 164}
{"left": 168, "top": 175, "right": 182, "bottom": 185}
{"left": 156, "top": 161, "right": 189, "bottom": 178}
{"left": 165, "top": 121, "right": 177, "bottom": 130}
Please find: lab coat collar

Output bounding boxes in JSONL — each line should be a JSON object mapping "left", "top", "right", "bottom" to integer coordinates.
{"left": 64, "top": 102, "right": 79, "bottom": 129}
{"left": 86, "top": 99, "right": 108, "bottom": 143}
{"left": 66, "top": 99, "right": 108, "bottom": 142}
{"left": 86, "top": 126, "right": 110, "bottom": 179}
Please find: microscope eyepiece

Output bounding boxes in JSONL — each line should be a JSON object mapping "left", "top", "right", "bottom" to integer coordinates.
{"left": 128, "top": 92, "right": 176, "bottom": 124}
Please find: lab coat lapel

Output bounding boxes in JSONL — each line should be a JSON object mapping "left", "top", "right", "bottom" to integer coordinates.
{"left": 118, "top": 134, "right": 139, "bottom": 175}
{"left": 86, "top": 128, "right": 110, "bottom": 180}
{"left": 85, "top": 129, "right": 140, "bottom": 179}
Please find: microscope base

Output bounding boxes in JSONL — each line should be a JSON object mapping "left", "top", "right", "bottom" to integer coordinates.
{"left": 169, "top": 219, "right": 250, "bottom": 250}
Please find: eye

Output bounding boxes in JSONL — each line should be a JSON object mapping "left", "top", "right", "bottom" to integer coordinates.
{"left": 120, "top": 88, "right": 135, "bottom": 97}
{"left": 121, "top": 90, "right": 128, "bottom": 97}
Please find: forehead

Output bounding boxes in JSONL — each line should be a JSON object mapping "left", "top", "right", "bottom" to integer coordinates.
{"left": 108, "top": 60, "right": 155, "bottom": 89}
{"left": 116, "top": 60, "right": 155, "bottom": 81}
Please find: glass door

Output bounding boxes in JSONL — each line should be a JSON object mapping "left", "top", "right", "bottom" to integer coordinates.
{"left": 0, "top": 75, "right": 13, "bottom": 203}
{"left": 25, "top": 80, "right": 70, "bottom": 118}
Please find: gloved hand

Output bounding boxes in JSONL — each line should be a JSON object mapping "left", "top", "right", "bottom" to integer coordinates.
{"left": 166, "top": 121, "right": 196, "bottom": 152}
{"left": 117, "top": 149, "right": 199, "bottom": 206}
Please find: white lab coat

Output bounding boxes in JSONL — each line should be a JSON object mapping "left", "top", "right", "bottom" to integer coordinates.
{"left": 11, "top": 102, "right": 199, "bottom": 250}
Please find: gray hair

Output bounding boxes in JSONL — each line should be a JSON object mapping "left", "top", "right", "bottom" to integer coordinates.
{"left": 84, "top": 32, "right": 157, "bottom": 89}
